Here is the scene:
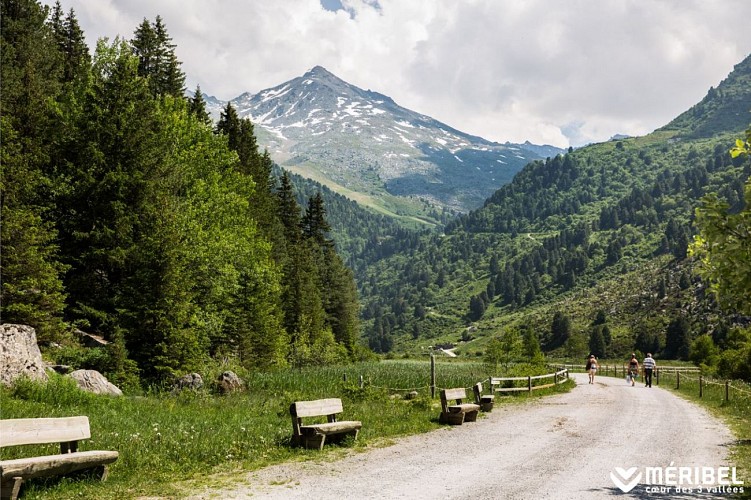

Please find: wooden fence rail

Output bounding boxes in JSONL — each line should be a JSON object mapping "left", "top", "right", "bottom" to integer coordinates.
{"left": 652, "top": 369, "right": 751, "bottom": 403}
{"left": 490, "top": 369, "right": 568, "bottom": 394}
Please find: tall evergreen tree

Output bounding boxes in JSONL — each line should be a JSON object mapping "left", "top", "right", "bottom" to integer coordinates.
{"left": 548, "top": 311, "right": 571, "bottom": 350}
{"left": 131, "top": 15, "right": 184, "bottom": 98}
{"left": 55, "top": 6, "right": 89, "bottom": 83}
{"left": 665, "top": 317, "right": 692, "bottom": 360}
{"left": 302, "top": 192, "right": 333, "bottom": 247}
{"left": 188, "top": 84, "right": 211, "bottom": 124}
{"left": 1, "top": 0, "right": 67, "bottom": 341}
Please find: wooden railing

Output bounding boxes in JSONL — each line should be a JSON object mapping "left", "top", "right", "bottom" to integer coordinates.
{"left": 489, "top": 368, "right": 569, "bottom": 393}
{"left": 551, "top": 363, "right": 700, "bottom": 385}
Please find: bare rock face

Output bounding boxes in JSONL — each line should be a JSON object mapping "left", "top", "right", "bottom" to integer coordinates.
{"left": 216, "top": 370, "right": 244, "bottom": 394}
{"left": 68, "top": 369, "right": 123, "bottom": 396}
{"left": 174, "top": 372, "right": 204, "bottom": 392}
{"left": 75, "top": 328, "right": 109, "bottom": 348}
{"left": 0, "top": 324, "right": 49, "bottom": 386}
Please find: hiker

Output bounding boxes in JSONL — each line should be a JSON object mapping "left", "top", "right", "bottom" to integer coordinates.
{"left": 627, "top": 354, "right": 639, "bottom": 386}
{"left": 587, "top": 354, "right": 598, "bottom": 384}
{"left": 643, "top": 353, "right": 656, "bottom": 387}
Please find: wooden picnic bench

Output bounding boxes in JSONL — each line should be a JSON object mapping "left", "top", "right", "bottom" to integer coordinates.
{"left": 0, "top": 416, "right": 118, "bottom": 500}
{"left": 473, "top": 382, "right": 494, "bottom": 412}
{"left": 290, "top": 398, "right": 362, "bottom": 450}
{"left": 439, "top": 387, "right": 480, "bottom": 425}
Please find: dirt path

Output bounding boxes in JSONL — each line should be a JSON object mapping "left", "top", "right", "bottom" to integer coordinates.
{"left": 191, "top": 374, "right": 736, "bottom": 499}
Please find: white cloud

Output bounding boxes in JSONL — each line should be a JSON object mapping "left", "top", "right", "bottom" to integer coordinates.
{"left": 50, "top": 0, "right": 751, "bottom": 147}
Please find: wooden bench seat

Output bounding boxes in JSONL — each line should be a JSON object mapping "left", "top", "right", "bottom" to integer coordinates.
{"left": 290, "top": 398, "right": 362, "bottom": 450}
{"left": 439, "top": 388, "right": 480, "bottom": 425}
{"left": 0, "top": 416, "right": 118, "bottom": 500}
{"left": 473, "top": 382, "right": 495, "bottom": 412}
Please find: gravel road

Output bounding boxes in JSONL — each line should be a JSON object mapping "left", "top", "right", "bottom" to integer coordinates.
{"left": 192, "top": 373, "right": 737, "bottom": 499}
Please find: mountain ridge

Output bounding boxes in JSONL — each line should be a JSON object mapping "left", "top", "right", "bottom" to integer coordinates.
{"left": 202, "top": 66, "right": 563, "bottom": 218}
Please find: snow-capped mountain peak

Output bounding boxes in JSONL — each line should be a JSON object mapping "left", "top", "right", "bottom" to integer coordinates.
{"left": 203, "top": 67, "right": 561, "bottom": 213}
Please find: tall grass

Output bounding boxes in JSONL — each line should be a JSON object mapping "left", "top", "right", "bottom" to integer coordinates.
{"left": 0, "top": 360, "right": 573, "bottom": 499}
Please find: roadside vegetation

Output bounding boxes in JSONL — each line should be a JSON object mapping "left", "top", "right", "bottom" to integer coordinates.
{"left": 0, "top": 360, "right": 573, "bottom": 499}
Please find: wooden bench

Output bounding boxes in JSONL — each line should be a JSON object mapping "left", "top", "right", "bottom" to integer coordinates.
{"left": 290, "top": 398, "right": 362, "bottom": 450}
{"left": 0, "top": 416, "right": 118, "bottom": 500}
{"left": 439, "top": 388, "right": 480, "bottom": 425}
{"left": 473, "top": 382, "right": 494, "bottom": 412}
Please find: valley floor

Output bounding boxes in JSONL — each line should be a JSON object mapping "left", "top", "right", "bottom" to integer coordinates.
{"left": 188, "top": 373, "right": 737, "bottom": 499}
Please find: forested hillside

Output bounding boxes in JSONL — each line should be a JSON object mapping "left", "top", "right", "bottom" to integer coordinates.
{"left": 357, "top": 56, "right": 751, "bottom": 380}
{"left": 3, "top": 0, "right": 750, "bottom": 390}
{"left": 1, "top": 0, "right": 362, "bottom": 388}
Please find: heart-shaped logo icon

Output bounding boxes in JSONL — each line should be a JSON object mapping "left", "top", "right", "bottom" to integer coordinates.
{"left": 610, "top": 467, "right": 642, "bottom": 493}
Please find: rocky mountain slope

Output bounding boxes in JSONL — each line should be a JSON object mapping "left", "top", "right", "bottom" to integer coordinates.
{"left": 205, "top": 66, "right": 561, "bottom": 218}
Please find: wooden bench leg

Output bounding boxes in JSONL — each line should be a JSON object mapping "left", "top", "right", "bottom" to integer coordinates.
{"left": 464, "top": 410, "right": 479, "bottom": 422}
{"left": 1, "top": 476, "right": 23, "bottom": 500}
{"left": 440, "top": 411, "right": 465, "bottom": 425}
{"left": 303, "top": 434, "right": 326, "bottom": 450}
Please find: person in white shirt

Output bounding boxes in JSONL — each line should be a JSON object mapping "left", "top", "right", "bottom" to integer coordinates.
{"left": 642, "top": 353, "right": 656, "bottom": 387}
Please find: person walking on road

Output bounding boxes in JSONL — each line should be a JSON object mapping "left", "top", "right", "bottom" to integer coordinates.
{"left": 587, "top": 354, "right": 598, "bottom": 384}
{"left": 643, "top": 353, "right": 656, "bottom": 387}
{"left": 628, "top": 354, "right": 639, "bottom": 386}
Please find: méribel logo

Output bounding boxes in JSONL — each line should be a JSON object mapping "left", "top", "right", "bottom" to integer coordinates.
{"left": 610, "top": 467, "right": 642, "bottom": 493}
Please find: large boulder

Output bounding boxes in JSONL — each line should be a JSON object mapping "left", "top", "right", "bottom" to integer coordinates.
{"left": 68, "top": 369, "right": 123, "bottom": 396}
{"left": 216, "top": 370, "right": 244, "bottom": 394}
{"left": 0, "top": 324, "right": 49, "bottom": 386}
{"left": 173, "top": 372, "right": 203, "bottom": 392}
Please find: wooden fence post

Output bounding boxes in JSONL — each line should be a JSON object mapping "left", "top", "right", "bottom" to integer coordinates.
{"left": 725, "top": 380, "right": 729, "bottom": 402}
{"left": 527, "top": 376, "right": 532, "bottom": 392}
{"left": 676, "top": 371, "right": 680, "bottom": 390}
{"left": 699, "top": 375, "right": 703, "bottom": 398}
{"left": 430, "top": 353, "right": 436, "bottom": 399}
{"left": 655, "top": 368, "right": 659, "bottom": 386}
{"left": 359, "top": 375, "right": 364, "bottom": 389}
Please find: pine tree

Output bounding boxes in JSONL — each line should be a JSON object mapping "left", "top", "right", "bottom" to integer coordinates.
{"left": 131, "top": 16, "right": 184, "bottom": 98}
{"left": 188, "top": 84, "right": 211, "bottom": 124}
{"left": 548, "top": 311, "right": 571, "bottom": 350}
{"left": 589, "top": 328, "right": 606, "bottom": 358}
{"left": 58, "top": 7, "right": 89, "bottom": 83}
{"left": 152, "top": 16, "right": 184, "bottom": 97}
{"left": 302, "top": 192, "right": 333, "bottom": 247}
{"left": 1, "top": 0, "right": 67, "bottom": 341}
{"left": 665, "top": 317, "right": 692, "bottom": 360}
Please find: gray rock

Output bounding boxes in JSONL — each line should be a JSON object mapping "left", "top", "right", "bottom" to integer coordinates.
{"left": 174, "top": 372, "right": 203, "bottom": 392}
{"left": 75, "top": 328, "right": 109, "bottom": 348}
{"left": 68, "top": 369, "right": 123, "bottom": 396}
{"left": 216, "top": 370, "right": 244, "bottom": 394}
{"left": 0, "top": 324, "right": 49, "bottom": 386}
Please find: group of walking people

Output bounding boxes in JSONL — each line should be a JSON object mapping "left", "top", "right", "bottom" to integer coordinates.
{"left": 585, "top": 352, "right": 656, "bottom": 386}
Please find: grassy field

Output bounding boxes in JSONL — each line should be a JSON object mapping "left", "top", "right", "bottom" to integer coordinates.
{"left": 0, "top": 360, "right": 572, "bottom": 499}
{"left": 656, "top": 370, "right": 751, "bottom": 495}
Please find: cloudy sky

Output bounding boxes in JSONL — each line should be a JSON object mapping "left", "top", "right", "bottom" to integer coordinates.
{"left": 49, "top": 0, "right": 751, "bottom": 147}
